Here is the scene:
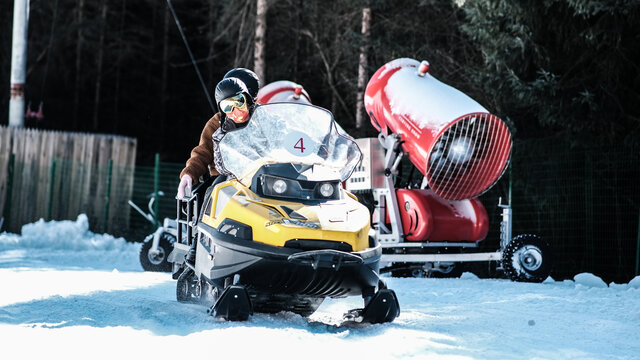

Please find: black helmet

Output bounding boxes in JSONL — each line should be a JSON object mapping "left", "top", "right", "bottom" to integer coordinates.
{"left": 224, "top": 68, "right": 260, "bottom": 99}
{"left": 215, "top": 77, "right": 254, "bottom": 131}
{"left": 215, "top": 77, "right": 248, "bottom": 104}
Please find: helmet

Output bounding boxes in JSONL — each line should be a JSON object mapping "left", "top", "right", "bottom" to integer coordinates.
{"left": 215, "top": 77, "right": 249, "bottom": 105}
{"left": 215, "top": 77, "right": 253, "bottom": 131}
{"left": 224, "top": 68, "right": 260, "bottom": 99}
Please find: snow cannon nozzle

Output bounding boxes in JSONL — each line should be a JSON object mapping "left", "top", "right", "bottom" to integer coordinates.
{"left": 365, "top": 57, "right": 512, "bottom": 200}
{"left": 293, "top": 85, "right": 303, "bottom": 100}
{"left": 417, "top": 60, "right": 430, "bottom": 77}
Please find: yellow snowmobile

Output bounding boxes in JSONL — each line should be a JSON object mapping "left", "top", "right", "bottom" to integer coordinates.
{"left": 168, "top": 103, "right": 400, "bottom": 323}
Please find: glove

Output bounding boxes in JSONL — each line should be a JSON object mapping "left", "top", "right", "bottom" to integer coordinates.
{"left": 177, "top": 175, "right": 193, "bottom": 200}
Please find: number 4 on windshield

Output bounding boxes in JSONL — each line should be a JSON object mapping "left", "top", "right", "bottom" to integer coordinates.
{"left": 294, "top": 138, "right": 306, "bottom": 153}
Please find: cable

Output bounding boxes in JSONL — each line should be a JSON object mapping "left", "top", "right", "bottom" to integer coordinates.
{"left": 40, "top": 0, "right": 58, "bottom": 97}
{"left": 165, "top": 0, "right": 216, "bottom": 113}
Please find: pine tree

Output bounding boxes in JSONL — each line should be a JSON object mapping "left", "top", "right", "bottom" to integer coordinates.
{"left": 460, "top": 0, "right": 640, "bottom": 144}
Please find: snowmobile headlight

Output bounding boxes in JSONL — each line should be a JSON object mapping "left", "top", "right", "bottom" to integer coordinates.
{"left": 273, "top": 179, "right": 288, "bottom": 194}
{"left": 261, "top": 175, "right": 302, "bottom": 199}
{"left": 319, "top": 183, "right": 335, "bottom": 197}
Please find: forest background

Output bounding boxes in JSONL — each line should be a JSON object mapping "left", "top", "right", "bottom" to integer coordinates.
{"left": 2, "top": 0, "right": 638, "bottom": 160}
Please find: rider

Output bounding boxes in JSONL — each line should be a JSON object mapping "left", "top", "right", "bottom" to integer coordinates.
{"left": 177, "top": 68, "right": 260, "bottom": 199}
{"left": 178, "top": 76, "right": 257, "bottom": 266}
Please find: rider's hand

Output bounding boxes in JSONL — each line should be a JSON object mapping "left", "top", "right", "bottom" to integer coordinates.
{"left": 177, "top": 175, "right": 193, "bottom": 200}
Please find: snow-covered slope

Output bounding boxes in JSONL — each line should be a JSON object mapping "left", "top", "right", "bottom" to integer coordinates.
{"left": 1, "top": 216, "right": 638, "bottom": 360}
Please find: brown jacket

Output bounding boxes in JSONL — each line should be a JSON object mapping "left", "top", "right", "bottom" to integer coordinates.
{"left": 180, "top": 113, "right": 221, "bottom": 182}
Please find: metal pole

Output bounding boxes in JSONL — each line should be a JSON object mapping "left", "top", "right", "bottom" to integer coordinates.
{"left": 154, "top": 153, "right": 160, "bottom": 227}
{"left": 9, "top": 0, "right": 29, "bottom": 127}
{"left": 48, "top": 159, "right": 56, "bottom": 220}
{"left": 508, "top": 162, "right": 512, "bottom": 206}
{"left": 104, "top": 159, "right": 113, "bottom": 233}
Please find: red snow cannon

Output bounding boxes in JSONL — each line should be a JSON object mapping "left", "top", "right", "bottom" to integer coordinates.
{"left": 364, "top": 58, "right": 512, "bottom": 200}
{"left": 257, "top": 81, "right": 312, "bottom": 104}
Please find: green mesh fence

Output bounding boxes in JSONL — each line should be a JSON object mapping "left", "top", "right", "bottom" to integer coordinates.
{"left": 478, "top": 137, "right": 640, "bottom": 283}
{"left": 126, "top": 160, "right": 183, "bottom": 242}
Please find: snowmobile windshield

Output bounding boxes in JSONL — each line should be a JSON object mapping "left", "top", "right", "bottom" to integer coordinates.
{"left": 219, "top": 103, "right": 362, "bottom": 186}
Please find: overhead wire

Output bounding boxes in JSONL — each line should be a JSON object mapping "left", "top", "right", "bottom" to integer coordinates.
{"left": 165, "top": 0, "right": 216, "bottom": 113}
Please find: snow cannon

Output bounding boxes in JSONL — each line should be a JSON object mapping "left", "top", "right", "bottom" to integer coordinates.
{"left": 257, "top": 80, "right": 312, "bottom": 104}
{"left": 364, "top": 58, "right": 512, "bottom": 200}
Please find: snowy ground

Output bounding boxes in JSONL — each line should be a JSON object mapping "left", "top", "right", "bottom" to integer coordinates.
{"left": 1, "top": 216, "right": 639, "bottom": 360}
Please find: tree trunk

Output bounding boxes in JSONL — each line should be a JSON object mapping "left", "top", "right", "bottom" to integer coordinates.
{"left": 208, "top": 1, "right": 216, "bottom": 87}
{"left": 93, "top": 0, "right": 109, "bottom": 131}
{"left": 293, "top": 0, "right": 302, "bottom": 82}
{"left": 73, "top": 0, "right": 85, "bottom": 129}
{"left": 234, "top": 2, "right": 250, "bottom": 67}
{"left": 146, "top": 1, "right": 159, "bottom": 93}
{"left": 254, "top": 0, "right": 268, "bottom": 83}
{"left": 160, "top": 5, "right": 170, "bottom": 141}
{"left": 355, "top": 7, "right": 371, "bottom": 130}
{"left": 113, "top": 0, "right": 127, "bottom": 132}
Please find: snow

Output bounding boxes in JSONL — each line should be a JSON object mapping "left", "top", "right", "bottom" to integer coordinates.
{"left": 2, "top": 216, "right": 640, "bottom": 360}
{"left": 383, "top": 59, "right": 488, "bottom": 132}
{"left": 574, "top": 272, "right": 608, "bottom": 288}
{"left": 258, "top": 80, "right": 312, "bottom": 104}
{"left": 377, "top": 57, "right": 422, "bottom": 78}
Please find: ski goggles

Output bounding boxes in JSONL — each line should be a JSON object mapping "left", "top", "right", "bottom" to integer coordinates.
{"left": 220, "top": 94, "right": 247, "bottom": 114}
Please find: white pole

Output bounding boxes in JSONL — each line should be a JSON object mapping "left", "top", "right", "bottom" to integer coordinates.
{"left": 9, "top": 0, "right": 29, "bottom": 128}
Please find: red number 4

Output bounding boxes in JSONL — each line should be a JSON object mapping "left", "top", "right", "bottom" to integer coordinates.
{"left": 294, "top": 137, "right": 306, "bottom": 153}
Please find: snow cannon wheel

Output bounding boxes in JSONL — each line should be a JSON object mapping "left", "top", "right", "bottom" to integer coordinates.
{"left": 502, "top": 234, "right": 553, "bottom": 283}
{"left": 210, "top": 285, "right": 253, "bottom": 321}
{"left": 139, "top": 233, "right": 174, "bottom": 272}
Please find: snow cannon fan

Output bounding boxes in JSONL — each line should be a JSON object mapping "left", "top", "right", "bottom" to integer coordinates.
{"left": 364, "top": 58, "right": 512, "bottom": 200}
{"left": 257, "top": 80, "right": 312, "bottom": 104}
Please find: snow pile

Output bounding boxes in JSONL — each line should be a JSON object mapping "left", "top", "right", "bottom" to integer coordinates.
{"left": 0, "top": 214, "right": 141, "bottom": 271}
{"left": 574, "top": 272, "right": 608, "bottom": 288}
{"left": 629, "top": 276, "right": 640, "bottom": 289}
{"left": 1, "top": 214, "right": 129, "bottom": 252}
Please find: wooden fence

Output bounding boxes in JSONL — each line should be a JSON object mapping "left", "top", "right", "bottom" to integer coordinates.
{"left": 0, "top": 126, "right": 137, "bottom": 234}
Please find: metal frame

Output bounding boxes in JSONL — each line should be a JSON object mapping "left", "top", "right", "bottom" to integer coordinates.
{"left": 176, "top": 193, "right": 200, "bottom": 248}
{"left": 373, "top": 133, "right": 405, "bottom": 244}
{"left": 369, "top": 134, "right": 514, "bottom": 266}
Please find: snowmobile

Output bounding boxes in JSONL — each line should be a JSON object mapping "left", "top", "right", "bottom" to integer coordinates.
{"left": 168, "top": 103, "right": 400, "bottom": 323}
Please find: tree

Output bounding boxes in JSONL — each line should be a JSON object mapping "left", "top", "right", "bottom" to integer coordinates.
{"left": 460, "top": 0, "right": 640, "bottom": 144}
{"left": 355, "top": 6, "right": 371, "bottom": 130}
{"left": 254, "top": 0, "right": 267, "bottom": 83}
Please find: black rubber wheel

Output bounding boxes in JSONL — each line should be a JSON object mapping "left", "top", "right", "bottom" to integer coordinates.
{"left": 139, "top": 233, "right": 175, "bottom": 272}
{"left": 502, "top": 234, "right": 553, "bottom": 283}
{"left": 176, "top": 272, "right": 190, "bottom": 303}
{"left": 390, "top": 264, "right": 427, "bottom": 278}
{"left": 176, "top": 269, "right": 202, "bottom": 303}
{"left": 429, "top": 263, "right": 464, "bottom": 278}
